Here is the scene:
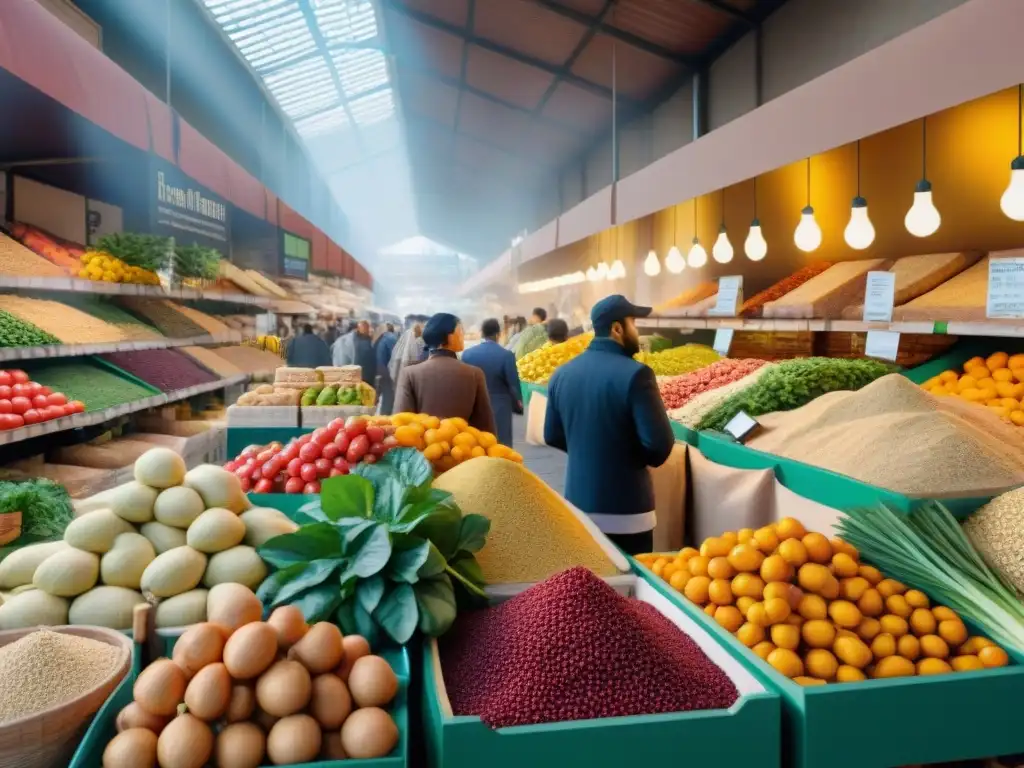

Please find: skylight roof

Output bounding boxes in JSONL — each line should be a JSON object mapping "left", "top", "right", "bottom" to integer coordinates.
{"left": 201, "top": 0, "right": 393, "bottom": 132}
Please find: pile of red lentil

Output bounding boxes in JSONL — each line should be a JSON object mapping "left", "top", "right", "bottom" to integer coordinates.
{"left": 659, "top": 358, "right": 767, "bottom": 409}
{"left": 439, "top": 567, "right": 739, "bottom": 728}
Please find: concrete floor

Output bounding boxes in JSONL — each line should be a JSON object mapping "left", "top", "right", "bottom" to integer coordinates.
{"left": 511, "top": 414, "right": 566, "bottom": 494}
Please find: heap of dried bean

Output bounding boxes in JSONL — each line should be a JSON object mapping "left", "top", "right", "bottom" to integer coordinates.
{"left": 739, "top": 262, "right": 832, "bottom": 317}
{"left": 659, "top": 358, "right": 767, "bottom": 409}
{"left": 101, "top": 349, "right": 218, "bottom": 392}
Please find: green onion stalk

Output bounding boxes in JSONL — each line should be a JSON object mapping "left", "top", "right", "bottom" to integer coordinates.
{"left": 837, "top": 502, "right": 1024, "bottom": 655}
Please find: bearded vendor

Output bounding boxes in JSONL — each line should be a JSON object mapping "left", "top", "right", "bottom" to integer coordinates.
{"left": 544, "top": 295, "right": 675, "bottom": 555}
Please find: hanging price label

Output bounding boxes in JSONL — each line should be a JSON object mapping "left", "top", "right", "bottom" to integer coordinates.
{"left": 862, "top": 271, "right": 896, "bottom": 323}
{"left": 713, "top": 328, "right": 734, "bottom": 356}
{"left": 711, "top": 276, "right": 743, "bottom": 316}
{"left": 865, "top": 330, "right": 900, "bottom": 362}
{"left": 986, "top": 256, "right": 1024, "bottom": 319}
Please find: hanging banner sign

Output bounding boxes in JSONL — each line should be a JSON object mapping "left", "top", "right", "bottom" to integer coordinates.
{"left": 150, "top": 158, "right": 230, "bottom": 254}
{"left": 282, "top": 231, "right": 311, "bottom": 279}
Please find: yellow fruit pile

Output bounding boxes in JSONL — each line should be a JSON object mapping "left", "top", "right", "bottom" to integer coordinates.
{"left": 634, "top": 343, "right": 720, "bottom": 377}
{"left": 390, "top": 412, "right": 523, "bottom": 474}
{"left": 637, "top": 519, "right": 1009, "bottom": 685}
{"left": 78, "top": 251, "right": 161, "bottom": 285}
{"left": 517, "top": 332, "right": 593, "bottom": 384}
{"left": 920, "top": 352, "right": 1024, "bottom": 425}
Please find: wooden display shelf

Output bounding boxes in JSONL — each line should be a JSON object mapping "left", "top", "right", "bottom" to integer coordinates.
{"left": 642, "top": 316, "right": 1024, "bottom": 337}
{"left": 0, "top": 275, "right": 278, "bottom": 307}
{"left": 0, "top": 332, "right": 244, "bottom": 362}
{"left": 0, "top": 374, "right": 249, "bottom": 446}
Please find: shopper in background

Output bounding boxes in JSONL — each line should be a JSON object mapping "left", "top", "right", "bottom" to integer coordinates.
{"left": 286, "top": 323, "right": 332, "bottom": 368}
{"left": 374, "top": 323, "right": 399, "bottom": 414}
{"left": 331, "top": 320, "right": 356, "bottom": 366}
{"left": 461, "top": 318, "right": 522, "bottom": 447}
{"left": 513, "top": 307, "right": 550, "bottom": 360}
{"left": 394, "top": 313, "right": 496, "bottom": 433}
{"left": 544, "top": 295, "right": 675, "bottom": 555}
{"left": 351, "top": 320, "right": 376, "bottom": 384}
{"left": 389, "top": 322, "right": 424, "bottom": 385}
{"left": 546, "top": 318, "right": 569, "bottom": 345}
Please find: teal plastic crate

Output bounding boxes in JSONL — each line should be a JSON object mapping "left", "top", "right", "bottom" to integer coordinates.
{"left": 226, "top": 427, "right": 308, "bottom": 457}
{"left": 631, "top": 558, "right": 1024, "bottom": 768}
{"left": 247, "top": 492, "right": 317, "bottom": 521}
{"left": 520, "top": 382, "right": 547, "bottom": 406}
{"left": 70, "top": 635, "right": 409, "bottom": 768}
{"left": 421, "top": 576, "right": 781, "bottom": 768}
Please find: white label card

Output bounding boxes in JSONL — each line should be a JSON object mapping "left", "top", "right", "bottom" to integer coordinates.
{"left": 987, "top": 257, "right": 1024, "bottom": 319}
{"left": 723, "top": 410, "right": 761, "bottom": 443}
{"left": 862, "top": 271, "right": 896, "bottom": 323}
{"left": 713, "top": 328, "right": 734, "bottom": 356}
{"left": 712, "top": 276, "right": 743, "bottom": 316}
{"left": 865, "top": 330, "right": 900, "bottom": 361}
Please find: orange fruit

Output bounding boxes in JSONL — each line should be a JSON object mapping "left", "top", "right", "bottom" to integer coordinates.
{"left": 422, "top": 443, "right": 444, "bottom": 461}
{"left": 470, "top": 446, "right": 486, "bottom": 458}
{"left": 487, "top": 444, "right": 511, "bottom": 459}
{"left": 394, "top": 425, "right": 421, "bottom": 447}
{"left": 453, "top": 432, "right": 478, "bottom": 449}
{"left": 477, "top": 432, "right": 498, "bottom": 449}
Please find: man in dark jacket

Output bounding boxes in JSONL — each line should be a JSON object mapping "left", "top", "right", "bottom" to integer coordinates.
{"left": 286, "top": 324, "right": 332, "bottom": 367}
{"left": 374, "top": 324, "right": 399, "bottom": 414}
{"left": 462, "top": 318, "right": 522, "bottom": 447}
{"left": 352, "top": 320, "right": 376, "bottom": 384}
{"left": 544, "top": 295, "right": 675, "bottom": 555}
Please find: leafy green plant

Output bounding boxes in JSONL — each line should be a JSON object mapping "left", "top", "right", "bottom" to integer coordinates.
{"left": 256, "top": 448, "right": 489, "bottom": 645}
{"left": 96, "top": 232, "right": 171, "bottom": 273}
{"left": 174, "top": 243, "right": 221, "bottom": 280}
{"left": 0, "top": 479, "right": 75, "bottom": 562}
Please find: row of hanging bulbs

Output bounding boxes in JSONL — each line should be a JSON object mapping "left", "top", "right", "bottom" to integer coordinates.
{"left": 644, "top": 87, "right": 1024, "bottom": 276}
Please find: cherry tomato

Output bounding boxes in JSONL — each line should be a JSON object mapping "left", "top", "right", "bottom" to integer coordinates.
{"left": 239, "top": 476, "right": 252, "bottom": 492}
{"left": 286, "top": 457, "right": 304, "bottom": 477}
{"left": 299, "top": 442, "right": 321, "bottom": 463}
{"left": 67, "top": 401, "right": 86, "bottom": 414}
{"left": 31, "top": 394, "right": 48, "bottom": 409}
{"left": 302, "top": 481, "right": 321, "bottom": 494}
{"left": 0, "top": 386, "right": 12, "bottom": 400}
{"left": 285, "top": 476, "right": 305, "bottom": 494}
{"left": 0, "top": 372, "right": 12, "bottom": 387}
{"left": 321, "top": 443, "right": 340, "bottom": 461}
{"left": 334, "top": 432, "right": 351, "bottom": 453}
{"left": 0, "top": 400, "right": 11, "bottom": 415}
{"left": 22, "top": 409, "right": 40, "bottom": 425}
{"left": 10, "top": 370, "right": 28, "bottom": 384}
{"left": 11, "top": 397, "right": 31, "bottom": 415}
{"left": 300, "top": 464, "right": 318, "bottom": 483}
{"left": 315, "top": 458, "right": 331, "bottom": 478}
{"left": 46, "top": 393, "right": 67, "bottom": 407}
{"left": 332, "top": 458, "right": 350, "bottom": 474}
{"left": 254, "top": 478, "right": 274, "bottom": 494}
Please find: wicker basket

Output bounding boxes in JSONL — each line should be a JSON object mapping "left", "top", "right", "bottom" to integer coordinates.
{"left": 816, "top": 332, "right": 958, "bottom": 367}
{"left": 0, "top": 626, "right": 132, "bottom": 768}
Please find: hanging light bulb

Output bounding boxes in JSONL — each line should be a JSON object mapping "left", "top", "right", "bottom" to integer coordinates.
{"left": 686, "top": 197, "right": 707, "bottom": 267}
{"left": 712, "top": 188, "right": 733, "bottom": 263}
{"left": 843, "top": 141, "right": 875, "bottom": 250}
{"left": 665, "top": 245, "right": 685, "bottom": 274}
{"left": 643, "top": 249, "right": 661, "bottom": 276}
{"left": 586, "top": 266, "right": 598, "bottom": 282}
{"left": 745, "top": 219, "right": 767, "bottom": 261}
{"left": 793, "top": 158, "right": 822, "bottom": 252}
{"left": 610, "top": 259, "right": 626, "bottom": 280}
{"left": 1001, "top": 86, "right": 1024, "bottom": 221}
{"left": 904, "top": 118, "right": 941, "bottom": 237}
{"left": 596, "top": 262, "right": 610, "bottom": 281}
{"left": 744, "top": 178, "right": 767, "bottom": 261}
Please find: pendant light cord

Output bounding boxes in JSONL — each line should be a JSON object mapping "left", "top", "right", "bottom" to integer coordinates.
{"left": 720, "top": 188, "right": 726, "bottom": 226}
{"left": 921, "top": 116, "right": 927, "bottom": 178}
{"left": 693, "top": 196, "right": 698, "bottom": 240}
{"left": 856, "top": 140, "right": 862, "bottom": 197}
{"left": 672, "top": 204, "right": 677, "bottom": 245}
{"left": 753, "top": 176, "right": 758, "bottom": 218}
{"left": 806, "top": 157, "right": 811, "bottom": 207}
{"left": 1018, "top": 84, "right": 1023, "bottom": 156}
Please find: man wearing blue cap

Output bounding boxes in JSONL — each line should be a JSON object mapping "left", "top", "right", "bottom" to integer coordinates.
{"left": 544, "top": 295, "right": 675, "bottom": 555}
{"left": 393, "top": 313, "right": 496, "bottom": 434}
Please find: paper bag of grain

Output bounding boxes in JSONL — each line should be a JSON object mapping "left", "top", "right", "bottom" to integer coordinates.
{"left": 841, "top": 251, "right": 983, "bottom": 319}
{"left": 892, "top": 255, "right": 994, "bottom": 322}
{"left": 763, "top": 258, "right": 891, "bottom": 318}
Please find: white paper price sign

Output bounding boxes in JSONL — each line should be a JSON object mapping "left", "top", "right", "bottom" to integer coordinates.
{"left": 712, "top": 276, "right": 743, "bottom": 316}
{"left": 713, "top": 328, "right": 734, "bottom": 356}
{"left": 865, "top": 330, "right": 900, "bottom": 361}
{"left": 987, "top": 257, "right": 1024, "bottom": 319}
{"left": 862, "top": 271, "right": 896, "bottom": 322}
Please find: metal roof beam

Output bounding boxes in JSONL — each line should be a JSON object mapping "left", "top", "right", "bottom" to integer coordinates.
{"left": 533, "top": 0, "right": 615, "bottom": 117}
{"left": 383, "top": 0, "right": 636, "bottom": 107}
{"left": 530, "top": 1, "right": 701, "bottom": 65}
{"left": 256, "top": 39, "right": 385, "bottom": 77}
{"left": 404, "top": 113, "right": 548, "bottom": 169}
{"left": 452, "top": 0, "right": 476, "bottom": 134}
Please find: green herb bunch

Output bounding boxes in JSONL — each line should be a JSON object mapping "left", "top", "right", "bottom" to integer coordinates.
{"left": 697, "top": 357, "right": 894, "bottom": 431}
{"left": 0, "top": 478, "right": 74, "bottom": 561}
{"left": 256, "top": 448, "right": 490, "bottom": 645}
{"left": 174, "top": 243, "right": 221, "bottom": 280}
{"left": 96, "top": 233, "right": 171, "bottom": 273}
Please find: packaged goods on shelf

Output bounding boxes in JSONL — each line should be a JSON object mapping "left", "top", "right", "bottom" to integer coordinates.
{"left": 440, "top": 567, "right": 738, "bottom": 728}
{"left": 0, "top": 233, "right": 67, "bottom": 277}
{"left": 433, "top": 457, "right": 618, "bottom": 583}
{"left": 117, "top": 298, "right": 208, "bottom": 338}
{"left": 212, "top": 345, "right": 284, "bottom": 375}
{"left": 10, "top": 222, "right": 82, "bottom": 273}
{"left": 0, "top": 296, "right": 129, "bottom": 345}
{"left": 669, "top": 364, "right": 777, "bottom": 427}
{"left": 0, "top": 309, "right": 60, "bottom": 348}
{"left": 841, "top": 251, "right": 983, "bottom": 319}
{"left": 638, "top": 518, "right": 1011, "bottom": 684}
{"left": 660, "top": 358, "right": 767, "bottom": 410}
{"left": 739, "top": 262, "right": 832, "bottom": 318}
{"left": 763, "top": 258, "right": 891, "bottom": 319}
{"left": 317, "top": 365, "right": 363, "bottom": 387}
{"left": 26, "top": 360, "right": 153, "bottom": 413}
{"left": 680, "top": 292, "right": 720, "bottom": 317}
{"left": 746, "top": 374, "right": 1024, "bottom": 496}
{"left": 101, "top": 349, "right": 218, "bottom": 392}
{"left": 964, "top": 487, "right": 1024, "bottom": 594}
{"left": 696, "top": 357, "right": 892, "bottom": 431}
{"left": 654, "top": 281, "right": 718, "bottom": 314}
{"left": 218, "top": 261, "right": 269, "bottom": 296}
{"left": 635, "top": 344, "right": 720, "bottom": 377}
{"left": 517, "top": 332, "right": 593, "bottom": 384}
{"left": 63, "top": 297, "right": 163, "bottom": 341}
{"left": 920, "top": 351, "right": 1024, "bottom": 425}
{"left": 729, "top": 330, "right": 815, "bottom": 361}
{"left": 168, "top": 304, "right": 233, "bottom": 336}
{"left": 244, "top": 269, "right": 290, "bottom": 298}
{"left": 181, "top": 346, "right": 244, "bottom": 377}
{"left": 893, "top": 255, "right": 996, "bottom": 322}
{"left": 235, "top": 384, "right": 301, "bottom": 406}
{"left": 817, "top": 331, "right": 956, "bottom": 368}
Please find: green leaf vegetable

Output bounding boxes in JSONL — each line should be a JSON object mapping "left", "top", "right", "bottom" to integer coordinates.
{"left": 96, "top": 232, "right": 171, "bottom": 273}
{"left": 696, "top": 357, "right": 894, "bottom": 431}
{"left": 837, "top": 502, "right": 1024, "bottom": 654}
{"left": 257, "top": 448, "right": 489, "bottom": 645}
{"left": 0, "top": 479, "right": 74, "bottom": 562}
{"left": 174, "top": 243, "right": 221, "bottom": 280}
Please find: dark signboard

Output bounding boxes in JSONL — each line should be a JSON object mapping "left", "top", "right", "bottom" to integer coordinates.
{"left": 151, "top": 158, "right": 230, "bottom": 254}
{"left": 282, "top": 231, "right": 310, "bottom": 279}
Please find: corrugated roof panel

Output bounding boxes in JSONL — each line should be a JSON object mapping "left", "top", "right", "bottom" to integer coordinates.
{"left": 332, "top": 48, "right": 388, "bottom": 97}
{"left": 349, "top": 88, "right": 395, "bottom": 126}
{"left": 314, "top": 0, "right": 378, "bottom": 43}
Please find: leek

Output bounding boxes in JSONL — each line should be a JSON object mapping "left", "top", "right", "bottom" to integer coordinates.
{"left": 837, "top": 502, "right": 1024, "bottom": 655}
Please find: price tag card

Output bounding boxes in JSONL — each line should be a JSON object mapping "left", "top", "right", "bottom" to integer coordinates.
{"left": 713, "top": 328, "right": 734, "bottom": 356}
{"left": 865, "top": 330, "right": 900, "bottom": 361}
{"left": 724, "top": 410, "right": 762, "bottom": 443}
{"left": 987, "top": 256, "right": 1024, "bottom": 318}
{"left": 712, "top": 276, "right": 744, "bottom": 316}
{"left": 862, "top": 271, "right": 896, "bottom": 322}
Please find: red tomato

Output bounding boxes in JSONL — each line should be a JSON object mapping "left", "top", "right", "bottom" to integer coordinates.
{"left": 38, "top": 386, "right": 51, "bottom": 396}
{"left": 0, "top": 386, "right": 11, "bottom": 400}
{"left": 328, "top": 418, "right": 345, "bottom": 432}
{"left": 239, "top": 476, "right": 252, "bottom": 492}
{"left": 315, "top": 458, "right": 331, "bottom": 478}
{"left": 45, "top": 405, "right": 66, "bottom": 421}
{"left": 261, "top": 460, "right": 282, "bottom": 479}
{"left": 298, "top": 442, "right": 321, "bottom": 463}
{"left": 234, "top": 465, "right": 251, "bottom": 481}
{"left": 0, "top": 414, "right": 16, "bottom": 430}
{"left": 22, "top": 409, "right": 41, "bottom": 425}
{"left": 23, "top": 382, "right": 40, "bottom": 398}
{"left": 254, "top": 478, "right": 274, "bottom": 494}
{"left": 10, "top": 397, "right": 31, "bottom": 415}
{"left": 31, "top": 395, "right": 48, "bottom": 410}
{"left": 362, "top": 454, "right": 378, "bottom": 464}
{"left": 11, "top": 384, "right": 27, "bottom": 398}
{"left": 286, "top": 457, "right": 304, "bottom": 477}
{"left": 300, "top": 463, "right": 318, "bottom": 483}
{"left": 346, "top": 435, "right": 370, "bottom": 464}
{"left": 224, "top": 460, "right": 240, "bottom": 473}
{"left": 281, "top": 444, "right": 300, "bottom": 462}
{"left": 302, "top": 481, "right": 321, "bottom": 494}
{"left": 0, "top": 372, "right": 11, "bottom": 387}
{"left": 366, "top": 426, "right": 385, "bottom": 444}
{"left": 345, "top": 418, "right": 368, "bottom": 437}
{"left": 369, "top": 442, "right": 387, "bottom": 458}
{"left": 10, "top": 370, "right": 28, "bottom": 384}
{"left": 321, "top": 442, "right": 340, "bottom": 461}
{"left": 329, "top": 468, "right": 344, "bottom": 477}
{"left": 332, "top": 457, "right": 350, "bottom": 473}
{"left": 256, "top": 449, "right": 276, "bottom": 464}
{"left": 0, "top": 401, "right": 11, "bottom": 415}
{"left": 285, "top": 476, "right": 305, "bottom": 494}
{"left": 46, "top": 393, "right": 67, "bottom": 407}
{"left": 67, "top": 401, "right": 85, "bottom": 414}
{"left": 6, "top": 414, "right": 23, "bottom": 429}
{"left": 334, "top": 432, "right": 351, "bottom": 453}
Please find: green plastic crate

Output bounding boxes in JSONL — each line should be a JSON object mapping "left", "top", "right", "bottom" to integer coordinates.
{"left": 421, "top": 576, "right": 781, "bottom": 768}
{"left": 631, "top": 558, "right": 1024, "bottom": 768}
{"left": 226, "top": 427, "right": 308, "bottom": 458}
{"left": 520, "top": 382, "right": 547, "bottom": 406}
{"left": 247, "top": 492, "right": 317, "bottom": 520}
{"left": 70, "top": 635, "right": 409, "bottom": 768}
